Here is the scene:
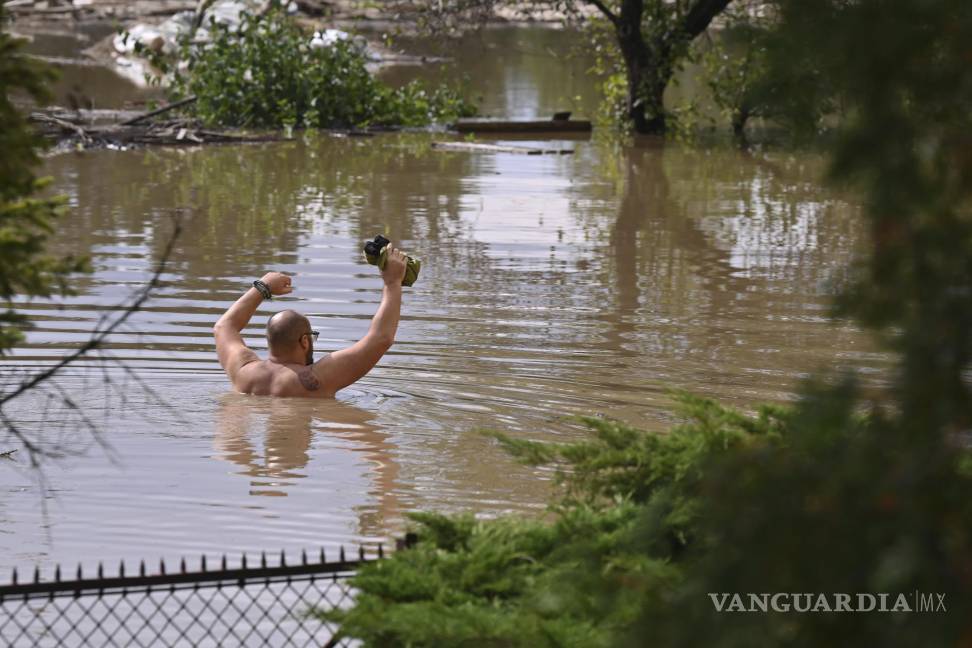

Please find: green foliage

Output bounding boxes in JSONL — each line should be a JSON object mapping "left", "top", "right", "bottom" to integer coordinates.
{"left": 582, "top": 0, "right": 724, "bottom": 133}
{"left": 320, "top": 395, "right": 786, "bottom": 647}
{"left": 0, "top": 13, "right": 89, "bottom": 354}
{"left": 773, "top": 0, "right": 972, "bottom": 434}
{"left": 583, "top": 17, "right": 629, "bottom": 132}
{"left": 161, "top": 10, "right": 475, "bottom": 129}
{"left": 698, "top": 9, "right": 773, "bottom": 136}
{"left": 638, "top": 0, "right": 972, "bottom": 643}
{"left": 494, "top": 393, "right": 786, "bottom": 507}
{"left": 694, "top": 1, "right": 838, "bottom": 139}
{"left": 630, "top": 381, "right": 972, "bottom": 647}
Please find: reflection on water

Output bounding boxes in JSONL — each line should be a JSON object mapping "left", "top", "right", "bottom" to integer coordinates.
{"left": 214, "top": 396, "right": 400, "bottom": 533}
{"left": 375, "top": 27, "right": 601, "bottom": 119}
{"left": 0, "top": 28, "right": 889, "bottom": 573}
{"left": 20, "top": 27, "right": 163, "bottom": 109}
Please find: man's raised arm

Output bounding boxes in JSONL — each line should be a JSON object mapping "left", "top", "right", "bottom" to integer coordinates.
{"left": 214, "top": 272, "right": 292, "bottom": 380}
{"left": 316, "top": 247, "right": 407, "bottom": 392}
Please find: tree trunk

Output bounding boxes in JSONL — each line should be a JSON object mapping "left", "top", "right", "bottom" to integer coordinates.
{"left": 601, "top": 0, "right": 733, "bottom": 135}
{"left": 623, "top": 58, "right": 668, "bottom": 134}
{"left": 615, "top": 0, "right": 669, "bottom": 135}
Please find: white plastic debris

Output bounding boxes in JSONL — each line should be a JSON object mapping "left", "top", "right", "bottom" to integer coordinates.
{"left": 113, "top": 24, "right": 166, "bottom": 55}
{"left": 310, "top": 29, "right": 351, "bottom": 49}
{"left": 309, "top": 29, "right": 378, "bottom": 60}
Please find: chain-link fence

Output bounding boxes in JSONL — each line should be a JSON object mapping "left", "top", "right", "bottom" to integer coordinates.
{"left": 0, "top": 546, "right": 379, "bottom": 647}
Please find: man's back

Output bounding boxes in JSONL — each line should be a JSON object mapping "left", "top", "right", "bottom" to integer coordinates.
{"left": 233, "top": 359, "right": 336, "bottom": 398}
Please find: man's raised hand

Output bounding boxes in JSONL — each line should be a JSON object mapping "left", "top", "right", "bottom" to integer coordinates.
{"left": 381, "top": 247, "right": 407, "bottom": 287}
{"left": 260, "top": 271, "right": 293, "bottom": 296}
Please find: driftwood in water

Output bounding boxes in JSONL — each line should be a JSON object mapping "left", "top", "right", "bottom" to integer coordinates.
{"left": 453, "top": 118, "right": 593, "bottom": 134}
{"left": 28, "top": 108, "right": 284, "bottom": 148}
{"left": 431, "top": 141, "right": 574, "bottom": 155}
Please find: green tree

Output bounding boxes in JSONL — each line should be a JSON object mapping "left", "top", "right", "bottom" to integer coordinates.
{"left": 696, "top": 0, "right": 841, "bottom": 141}
{"left": 0, "top": 10, "right": 88, "bottom": 355}
{"left": 587, "top": 0, "right": 731, "bottom": 133}
{"left": 412, "top": 0, "right": 733, "bottom": 134}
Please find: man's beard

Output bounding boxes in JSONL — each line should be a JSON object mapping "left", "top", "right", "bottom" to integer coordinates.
{"left": 305, "top": 348, "right": 314, "bottom": 365}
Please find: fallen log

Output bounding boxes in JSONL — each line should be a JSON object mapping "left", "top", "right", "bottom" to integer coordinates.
{"left": 431, "top": 141, "right": 573, "bottom": 155}
{"left": 31, "top": 112, "right": 91, "bottom": 143}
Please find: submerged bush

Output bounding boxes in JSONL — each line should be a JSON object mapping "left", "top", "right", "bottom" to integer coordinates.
{"left": 164, "top": 10, "right": 475, "bottom": 129}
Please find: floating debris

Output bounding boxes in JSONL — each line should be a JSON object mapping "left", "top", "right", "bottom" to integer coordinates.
{"left": 431, "top": 141, "right": 573, "bottom": 155}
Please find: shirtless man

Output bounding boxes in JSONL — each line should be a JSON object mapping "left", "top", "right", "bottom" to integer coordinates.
{"left": 213, "top": 247, "right": 408, "bottom": 398}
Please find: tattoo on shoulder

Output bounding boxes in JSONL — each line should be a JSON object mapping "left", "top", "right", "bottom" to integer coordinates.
{"left": 298, "top": 367, "right": 321, "bottom": 391}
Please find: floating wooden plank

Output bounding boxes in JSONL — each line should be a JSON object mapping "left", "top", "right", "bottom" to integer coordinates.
{"left": 453, "top": 119, "right": 592, "bottom": 134}
{"left": 432, "top": 141, "right": 573, "bottom": 155}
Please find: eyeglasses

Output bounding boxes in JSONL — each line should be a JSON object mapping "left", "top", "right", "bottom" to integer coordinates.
{"left": 304, "top": 330, "right": 319, "bottom": 342}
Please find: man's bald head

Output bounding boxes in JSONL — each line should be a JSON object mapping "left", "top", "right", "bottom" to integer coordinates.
{"left": 266, "top": 310, "right": 312, "bottom": 358}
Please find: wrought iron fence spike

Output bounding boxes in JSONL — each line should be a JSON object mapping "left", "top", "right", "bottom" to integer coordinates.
{"left": 201, "top": 555, "right": 207, "bottom": 572}
{"left": 180, "top": 558, "right": 186, "bottom": 574}
{"left": 98, "top": 563, "right": 103, "bottom": 579}
{"left": 301, "top": 549, "right": 307, "bottom": 565}
{"left": 320, "top": 547, "right": 326, "bottom": 564}
{"left": 55, "top": 565, "right": 61, "bottom": 582}
{"left": 33, "top": 566, "right": 39, "bottom": 584}
{"left": 242, "top": 553, "right": 247, "bottom": 570}
{"left": 139, "top": 561, "right": 145, "bottom": 577}
{"left": 340, "top": 546, "right": 346, "bottom": 563}
{"left": 159, "top": 559, "right": 166, "bottom": 576}
{"left": 261, "top": 551, "right": 266, "bottom": 568}
{"left": 378, "top": 543, "right": 384, "bottom": 558}
{"left": 11, "top": 567, "right": 17, "bottom": 585}
{"left": 359, "top": 545, "right": 365, "bottom": 560}
{"left": 76, "top": 564, "right": 82, "bottom": 580}
{"left": 119, "top": 560, "right": 125, "bottom": 578}
{"left": 221, "top": 554, "right": 227, "bottom": 571}
{"left": 280, "top": 549, "right": 286, "bottom": 567}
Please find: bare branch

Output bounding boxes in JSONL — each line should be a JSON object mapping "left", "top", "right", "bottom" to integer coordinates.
{"left": 0, "top": 216, "right": 183, "bottom": 464}
{"left": 0, "top": 219, "right": 182, "bottom": 409}
{"left": 584, "top": 0, "right": 620, "bottom": 25}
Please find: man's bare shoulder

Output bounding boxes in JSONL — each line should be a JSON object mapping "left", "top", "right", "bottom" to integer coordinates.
{"left": 237, "top": 359, "right": 334, "bottom": 398}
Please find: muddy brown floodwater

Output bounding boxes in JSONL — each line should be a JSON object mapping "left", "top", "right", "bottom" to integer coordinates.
{"left": 0, "top": 29, "right": 889, "bottom": 574}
